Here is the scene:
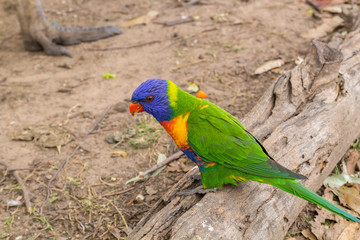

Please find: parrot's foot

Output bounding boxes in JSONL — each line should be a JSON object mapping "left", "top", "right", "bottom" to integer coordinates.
{"left": 177, "top": 185, "right": 218, "bottom": 196}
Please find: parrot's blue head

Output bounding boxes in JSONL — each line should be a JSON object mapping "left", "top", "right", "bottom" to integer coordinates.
{"left": 130, "top": 79, "right": 173, "bottom": 121}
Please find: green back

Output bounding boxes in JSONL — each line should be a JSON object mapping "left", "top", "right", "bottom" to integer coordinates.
{"left": 181, "top": 89, "right": 305, "bottom": 180}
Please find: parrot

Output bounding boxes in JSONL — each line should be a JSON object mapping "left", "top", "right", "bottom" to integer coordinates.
{"left": 129, "top": 78, "right": 360, "bottom": 223}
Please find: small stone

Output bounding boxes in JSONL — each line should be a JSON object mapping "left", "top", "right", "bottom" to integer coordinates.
{"left": 105, "top": 131, "right": 123, "bottom": 144}
{"left": 114, "top": 102, "right": 127, "bottom": 113}
{"left": 136, "top": 194, "right": 145, "bottom": 203}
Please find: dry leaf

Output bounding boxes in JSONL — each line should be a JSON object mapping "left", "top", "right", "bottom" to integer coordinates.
{"left": 310, "top": 186, "right": 359, "bottom": 240}
{"left": 110, "top": 227, "right": 121, "bottom": 239}
{"left": 180, "top": 163, "right": 194, "bottom": 172}
{"left": 338, "top": 186, "right": 360, "bottom": 214}
{"left": 301, "top": 16, "right": 343, "bottom": 39}
{"left": 187, "top": 82, "right": 199, "bottom": 93}
{"left": 347, "top": 150, "right": 360, "bottom": 175}
{"left": 338, "top": 222, "right": 360, "bottom": 240}
{"left": 324, "top": 174, "right": 360, "bottom": 188}
{"left": 311, "top": 208, "right": 345, "bottom": 240}
{"left": 347, "top": 183, "right": 360, "bottom": 192}
{"left": 167, "top": 162, "right": 182, "bottom": 172}
{"left": 254, "top": 59, "right": 284, "bottom": 75}
{"left": 310, "top": 186, "right": 344, "bottom": 239}
{"left": 178, "top": 158, "right": 194, "bottom": 172}
{"left": 120, "top": 10, "right": 159, "bottom": 28}
{"left": 145, "top": 185, "right": 157, "bottom": 195}
{"left": 301, "top": 229, "right": 317, "bottom": 240}
{"left": 111, "top": 150, "right": 127, "bottom": 158}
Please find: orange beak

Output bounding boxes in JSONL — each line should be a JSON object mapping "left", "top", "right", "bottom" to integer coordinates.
{"left": 129, "top": 102, "right": 144, "bottom": 116}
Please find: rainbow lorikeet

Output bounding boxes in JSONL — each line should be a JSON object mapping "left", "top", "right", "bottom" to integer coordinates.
{"left": 129, "top": 78, "right": 360, "bottom": 223}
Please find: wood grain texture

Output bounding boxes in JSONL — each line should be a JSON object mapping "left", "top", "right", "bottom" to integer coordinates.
{"left": 128, "top": 27, "right": 360, "bottom": 240}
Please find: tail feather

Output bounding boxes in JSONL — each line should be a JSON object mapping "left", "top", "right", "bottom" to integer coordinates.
{"left": 268, "top": 179, "right": 360, "bottom": 223}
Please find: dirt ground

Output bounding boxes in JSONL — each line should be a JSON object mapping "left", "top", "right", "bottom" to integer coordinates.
{"left": 0, "top": 0, "right": 358, "bottom": 239}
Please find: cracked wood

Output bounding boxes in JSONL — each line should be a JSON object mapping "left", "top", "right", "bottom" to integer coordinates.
{"left": 128, "top": 27, "right": 360, "bottom": 240}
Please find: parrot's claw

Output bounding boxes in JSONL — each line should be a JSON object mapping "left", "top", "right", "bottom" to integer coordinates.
{"left": 177, "top": 186, "right": 218, "bottom": 196}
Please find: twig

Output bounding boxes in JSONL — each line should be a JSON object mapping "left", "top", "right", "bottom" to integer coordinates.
{"left": 7, "top": 167, "right": 33, "bottom": 171}
{"left": 139, "top": 151, "right": 184, "bottom": 177}
{"left": 183, "top": 0, "right": 201, "bottom": 5}
{"left": 101, "top": 187, "right": 135, "bottom": 198}
{"left": 99, "top": 177, "right": 124, "bottom": 187}
{"left": 99, "top": 225, "right": 112, "bottom": 238}
{"left": 0, "top": 161, "right": 33, "bottom": 213}
{"left": 23, "top": 168, "right": 37, "bottom": 183}
{"left": 92, "top": 216, "right": 103, "bottom": 238}
{"left": 40, "top": 104, "right": 112, "bottom": 215}
{"left": 306, "top": 0, "right": 321, "bottom": 13}
{"left": 31, "top": 233, "right": 41, "bottom": 240}
{"left": 175, "top": 0, "right": 201, "bottom": 7}
{"left": 107, "top": 199, "right": 129, "bottom": 233}
{"left": 87, "top": 40, "right": 161, "bottom": 51}
{"left": 163, "top": 17, "right": 195, "bottom": 27}
{"left": 341, "top": 159, "right": 349, "bottom": 176}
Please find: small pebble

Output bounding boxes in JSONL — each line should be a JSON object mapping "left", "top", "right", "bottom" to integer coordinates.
{"left": 114, "top": 102, "right": 127, "bottom": 113}
{"left": 136, "top": 194, "right": 145, "bottom": 203}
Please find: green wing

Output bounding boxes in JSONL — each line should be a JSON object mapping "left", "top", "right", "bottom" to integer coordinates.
{"left": 187, "top": 101, "right": 306, "bottom": 180}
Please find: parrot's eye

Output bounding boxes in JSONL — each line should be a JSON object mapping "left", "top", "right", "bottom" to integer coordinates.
{"left": 146, "top": 95, "right": 154, "bottom": 102}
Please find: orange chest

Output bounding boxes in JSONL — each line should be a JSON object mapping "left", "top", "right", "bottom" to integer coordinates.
{"left": 160, "top": 112, "right": 190, "bottom": 148}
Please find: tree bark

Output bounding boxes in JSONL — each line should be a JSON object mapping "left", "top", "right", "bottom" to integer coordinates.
{"left": 128, "top": 21, "right": 360, "bottom": 240}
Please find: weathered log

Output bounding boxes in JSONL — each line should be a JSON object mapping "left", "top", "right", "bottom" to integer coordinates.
{"left": 128, "top": 26, "right": 360, "bottom": 240}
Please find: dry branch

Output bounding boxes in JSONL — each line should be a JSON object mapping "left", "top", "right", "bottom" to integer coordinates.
{"left": 101, "top": 187, "right": 135, "bottom": 198}
{"left": 139, "top": 151, "right": 184, "bottom": 177}
{"left": 128, "top": 26, "right": 360, "bottom": 240}
{"left": 0, "top": 161, "right": 33, "bottom": 213}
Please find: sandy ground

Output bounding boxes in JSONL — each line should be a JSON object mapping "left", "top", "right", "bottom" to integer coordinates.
{"left": 0, "top": 0, "right": 352, "bottom": 239}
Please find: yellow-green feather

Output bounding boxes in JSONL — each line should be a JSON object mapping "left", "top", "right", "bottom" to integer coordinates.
{"left": 167, "top": 80, "right": 178, "bottom": 110}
